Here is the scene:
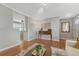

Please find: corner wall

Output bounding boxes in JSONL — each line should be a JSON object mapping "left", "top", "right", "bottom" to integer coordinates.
{"left": 0, "top": 5, "right": 21, "bottom": 50}
{"left": 60, "top": 18, "right": 74, "bottom": 40}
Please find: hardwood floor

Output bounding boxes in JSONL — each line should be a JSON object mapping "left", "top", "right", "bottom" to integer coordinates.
{"left": 36, "top": 39, "right": 66, "bottom": 49}
{"left": 0, "top": 39, "right": 66, "bottom": 56}
{"left": 0, "top": 45, "right": 21, "bottom": 56}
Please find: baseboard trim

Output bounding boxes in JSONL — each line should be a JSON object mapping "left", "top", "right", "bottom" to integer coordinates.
{"left": 0, "top": 42, "right": 22, "bottom": 52}
{"left": 17, "top": 43, "right": 38, "bottom": 56}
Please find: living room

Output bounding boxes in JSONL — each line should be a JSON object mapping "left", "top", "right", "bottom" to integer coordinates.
{"left": 0, "top": 3, "right": 79, "bottom": 56}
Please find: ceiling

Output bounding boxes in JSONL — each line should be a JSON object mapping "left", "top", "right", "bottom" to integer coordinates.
{"left": 1, "top": 3, "right": 79, "bottom": 19}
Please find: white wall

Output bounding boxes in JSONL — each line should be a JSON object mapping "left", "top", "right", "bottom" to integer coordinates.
{"left": 0, "top": 4, "right": 40, "bottom": 50}
{"left": 0, "top": 5, "right": 21, "bottom": 50}
{"left": 60, "top": 18, "right": 74, "bottom": 40}
{"left": 51, "top": 17, "right": 60, "bottom": 41}
{"left": 13, "top": 11, "right": 28, "bottom": 41}
{"left": 40, "top": 20, "right": 51, "bottom": 40}
{"left": 23, "top": 16, "right": 28, "bottom": 40}
{"left": 37, "top": 17, "right": 60, "bottom": 40}
{"left": 28, "top": 18, "right": 38, "bottom": 40}
{"left": 73, "top": 15, "right": 79, "bottom": 40}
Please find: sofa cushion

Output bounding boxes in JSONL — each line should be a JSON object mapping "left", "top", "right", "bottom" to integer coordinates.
{"left": 66, "top": 40, "right": 76, "bottom": 47}
{"left": 66, "top": 46, "right": 79, "bottom": 56}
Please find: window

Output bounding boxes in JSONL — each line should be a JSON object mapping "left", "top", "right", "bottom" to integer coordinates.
{"left": 13, "top": 18, "right": 26, "bottom": 31}
{"left": 61, "top": 22, "right": 70, "bottom": 32}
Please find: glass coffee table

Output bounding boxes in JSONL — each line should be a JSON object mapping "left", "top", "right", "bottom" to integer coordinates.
{"left": 32, "top": 47, "right": 46, "bottom": 56}
{"left": 25, "top": 44, "right": 51, "bottom": 56}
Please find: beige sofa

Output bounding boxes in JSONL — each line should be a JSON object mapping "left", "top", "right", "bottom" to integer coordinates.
{"left": 66, "top": 40, "right": 79, "bottom": 56}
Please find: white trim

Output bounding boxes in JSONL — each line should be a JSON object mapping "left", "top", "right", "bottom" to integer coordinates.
{"left": 0, "top": 42, "right": 22, "bottom": 52}
{"left": 52, "top": 39, "right": 60, "bottom": 41}
{"left": 60, "top": 38, "right": 74, "bottom": 40}
{"left": 1, "top": 4, "right": 36, "bottom": 19}
{"left": 1, "top": 4, "right": 28, "bottom": 17}
{"left": 27, "top": 39, "right": 36, "bottom": 41}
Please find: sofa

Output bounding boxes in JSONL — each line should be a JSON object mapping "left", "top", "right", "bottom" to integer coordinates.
{"left": 66, "top": 40, "right": 79, "bottom": 56}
